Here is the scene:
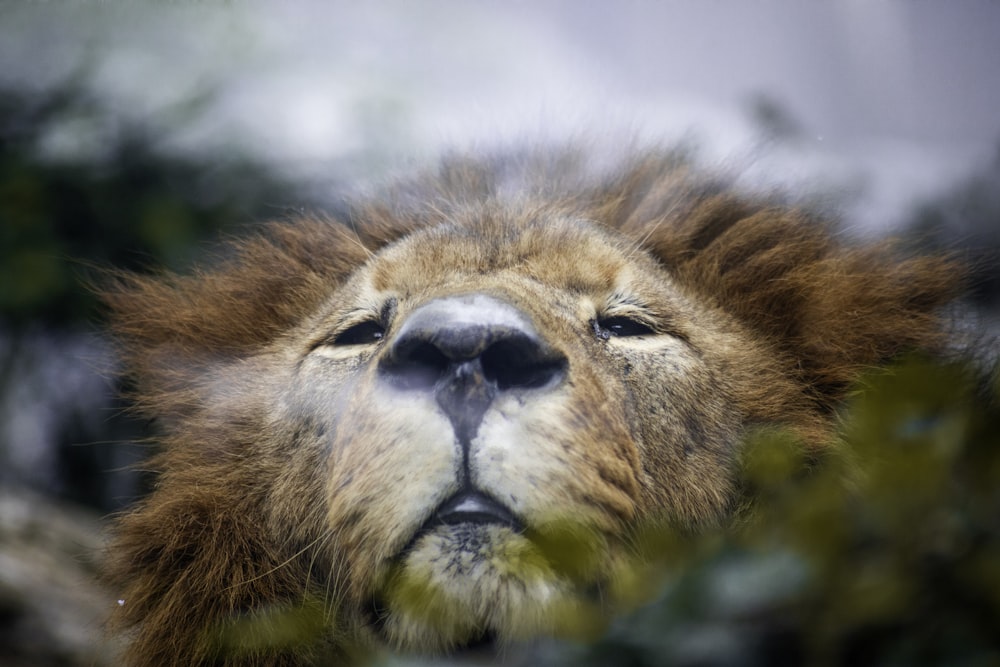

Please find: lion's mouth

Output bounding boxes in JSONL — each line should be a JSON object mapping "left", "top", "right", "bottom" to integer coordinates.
{"left": 393, "top": 489, "right": 525, "bottom": 559}
{"left": 421, "top": 490, "right": 524, "bottom": 533}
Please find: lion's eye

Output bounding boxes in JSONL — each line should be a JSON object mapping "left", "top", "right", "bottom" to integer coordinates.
{"left": 594, "top": 316, "right": 655, "bottom": 339}
{"left": 332, "top": 320, "right": 386, "bottom": 346}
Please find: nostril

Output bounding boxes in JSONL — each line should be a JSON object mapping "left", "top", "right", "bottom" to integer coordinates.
{"left": 384, "top": 340, "right": 450, "bottom": 390}
{"left": 481, "top": 338, "right": 566, "bottom": 391}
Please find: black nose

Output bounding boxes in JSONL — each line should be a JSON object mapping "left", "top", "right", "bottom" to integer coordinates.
{"left": 380, "top": 294, "right": 565, "bottom": 440}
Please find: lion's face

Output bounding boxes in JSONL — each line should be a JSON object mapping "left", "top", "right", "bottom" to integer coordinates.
{"left": 261, "top": 208, "right": 759, "bottom": 651}
{"left": 105, "top": 150, "right": 962, "bottom": 666}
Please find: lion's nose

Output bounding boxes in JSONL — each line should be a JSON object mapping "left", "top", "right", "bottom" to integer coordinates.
{"left": 380, "top": 294, "right": 565, "bottom": 440}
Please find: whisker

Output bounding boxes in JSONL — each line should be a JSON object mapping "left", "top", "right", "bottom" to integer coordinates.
{"left": 222, "top": 532, "right": 331, "bottom": 592}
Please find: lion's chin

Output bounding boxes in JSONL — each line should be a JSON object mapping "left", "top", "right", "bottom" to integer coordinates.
{"left": 374, "top": 523, "right": 606, "bottom": 653}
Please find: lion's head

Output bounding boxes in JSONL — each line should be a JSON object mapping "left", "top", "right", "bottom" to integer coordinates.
{"left": 104, "top": 149, "right": 961, "bottom": 665}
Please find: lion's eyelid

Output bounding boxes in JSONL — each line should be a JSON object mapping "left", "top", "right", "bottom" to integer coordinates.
{"left": 308, "top": 308, "right": 388, "bottom": 350}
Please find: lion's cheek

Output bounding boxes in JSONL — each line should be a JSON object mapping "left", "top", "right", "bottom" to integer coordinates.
{"left": 325, "top": 391, "right": 461, "bottom": 570}
{"left": 470, "top": 391, "right": 639, "bottom": 531}
{"left": 625, "top": 351, "right": 744, "bottom": 524}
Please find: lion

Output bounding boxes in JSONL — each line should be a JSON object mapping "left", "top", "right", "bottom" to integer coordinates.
{"left": 102, "top": 147, "right": 962, "bottom": 666}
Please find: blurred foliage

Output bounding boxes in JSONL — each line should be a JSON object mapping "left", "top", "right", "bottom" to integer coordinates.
{"left": 211, "top": 599, "right": 334, "bottom": 660}
{"left": 0, "top": 80, "right": 304, "bottom": 329}
{"left": 556, "top": 356, "right": 1000, "bottom": 666}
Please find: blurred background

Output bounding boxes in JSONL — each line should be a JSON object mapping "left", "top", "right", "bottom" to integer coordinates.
{"left": 1, "top": 2, "right": 998, "bottom": 665}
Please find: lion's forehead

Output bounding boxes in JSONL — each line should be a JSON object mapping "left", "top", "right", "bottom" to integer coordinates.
{"left": 368, "top": 215, "right": 639, "bottom": 296}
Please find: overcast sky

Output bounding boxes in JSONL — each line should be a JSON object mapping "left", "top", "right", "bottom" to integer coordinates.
{"left": 2, "top": 0, "right": 998, "bottom": 232}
